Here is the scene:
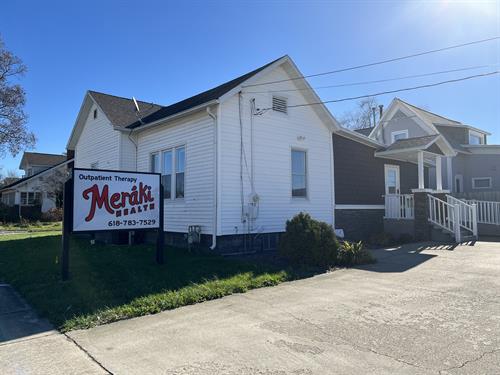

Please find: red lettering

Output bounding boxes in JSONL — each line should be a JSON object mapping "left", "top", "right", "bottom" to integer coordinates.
{"left": 82, "top": 182, "right": 156, "bottom": 221}
{"left": 82, "top": 184, "right": 114, "bottom": 221}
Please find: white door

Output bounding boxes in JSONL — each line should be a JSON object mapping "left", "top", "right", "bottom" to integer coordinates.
{"left": 384, "top": 165, "right": 401, "bottom": 218}
{"left": 385, "top": 165, "right": 400, "bottom": 195}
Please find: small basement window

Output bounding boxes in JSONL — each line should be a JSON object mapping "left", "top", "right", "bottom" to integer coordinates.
{"left": 472, "top": 177, "right": 492, "bottom": 189}
{"left": 272, "top": 96, "right": 288, "bottom": 114}
{"left": 93, "top": 109, "right": 98, "bottom": 119}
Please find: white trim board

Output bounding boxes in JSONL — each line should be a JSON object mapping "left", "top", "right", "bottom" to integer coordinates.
{"left": 335, "top": 204, "right": 385, "bottom": 210}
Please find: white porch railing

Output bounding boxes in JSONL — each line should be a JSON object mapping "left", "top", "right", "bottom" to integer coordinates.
{"left": 428, "top": 195, "right": 457, "bottom": 239}
{"left": 384, "top": 194, "right": 414, "bottom": 219}
{"left": 447, "top": 195, "right": 478, "bottom": 237}
{"left": 464, "top": 199, "right": 500, "bottom": 225}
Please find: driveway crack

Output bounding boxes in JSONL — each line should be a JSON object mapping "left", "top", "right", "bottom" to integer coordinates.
{"left": 63, "top": 332, "right": 114, "bottom": 375}
{"left": 439, "top": 348, "right": 500, "bottom": 373}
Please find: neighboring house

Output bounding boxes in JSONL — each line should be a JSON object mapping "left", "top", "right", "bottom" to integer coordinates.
{"left": 0, "top": 152, "right": 72, "bottom": 215}
{"left": 66, "top": 56, "right": 340, "bottom": 252}
{"left": 370, "top": 98, "right": 500, "bottom": 200}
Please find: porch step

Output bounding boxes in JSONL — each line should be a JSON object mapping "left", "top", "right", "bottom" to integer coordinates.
{"left": 430, "top": 224, "right": 476, "bottom": 243}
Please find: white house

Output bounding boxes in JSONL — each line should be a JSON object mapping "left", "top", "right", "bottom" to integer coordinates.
{"left": 0, "top": 152, "right": 72, "bottom": 216}
{"left": 369, "top": 98, "right": 500, "bottom": 199}
{"left": 66, "top": 56, "right": 341, "bottom": 252}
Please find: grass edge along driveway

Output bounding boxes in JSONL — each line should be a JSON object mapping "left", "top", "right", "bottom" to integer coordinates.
{"left": 0, "top": 232, "right": 304, "bottom": 332}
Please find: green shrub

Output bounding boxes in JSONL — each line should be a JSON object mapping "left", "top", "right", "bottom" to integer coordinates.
{"left": 338, "top": 241, "right": 375, "bottom": 266}
{"left": 41, "top": 207, "right": 63, "bottom": 222}
{"left": 279, "top": 212, "right": 339, "bottom": 268}
{"left": 368, "top": 232, "right": 395, "bottom": 247}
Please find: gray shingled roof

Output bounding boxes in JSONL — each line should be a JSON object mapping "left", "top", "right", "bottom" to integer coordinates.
{"left": 381, "top": 135, "right": 439, "bottom": 152}
{"left": 20, "top": 152, "right": 66, "bottom": 167}
{"left": 89, "top": 56, "right": 285, "bottom": 130}
{"left": 88, "top": 91, "right": 163, "bottom": 129}
{"left": 353, "top": 127, "right": 374, "bottom": 137}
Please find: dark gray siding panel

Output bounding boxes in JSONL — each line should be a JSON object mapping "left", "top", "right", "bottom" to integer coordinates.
{"left": 333, "top": 134, "right": 420, "bottom": 205}
{"left": 335, "top": 209, "right": 384, "bottom": 241}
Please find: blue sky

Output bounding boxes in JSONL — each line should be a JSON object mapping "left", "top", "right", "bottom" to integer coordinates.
{"left": 1, "top": 0, "right": 499, "bottom": 175}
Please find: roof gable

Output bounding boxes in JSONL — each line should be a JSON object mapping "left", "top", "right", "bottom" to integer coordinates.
{"left": 89, "top": 91, "right": 162, "bottom": 129}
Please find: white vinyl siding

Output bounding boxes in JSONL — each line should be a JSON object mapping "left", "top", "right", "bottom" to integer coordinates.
{"left": 219, "top": 65, "right": 334, "bottom": 235}
{"left": 136, "top": 111, "right": 214, "bottom": 234}
{"left": 75, "top": 105, "right": 121, "bottom": 170}
{"left": 120, "top": 132, "right": 137, "bottom": 171}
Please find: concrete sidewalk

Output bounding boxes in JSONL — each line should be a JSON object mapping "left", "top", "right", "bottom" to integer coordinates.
{"left": 65, "top": 241, "right": 500, "bottom": 374}
{"left": 0, "top": 284, "right": 106, "bottom": 375}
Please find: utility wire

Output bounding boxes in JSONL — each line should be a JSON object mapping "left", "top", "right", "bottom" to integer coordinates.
{"left": 242, "top": 36, "right": 500, "bottom": 88}
{"left": 244, "top": 65, "right": 496, "bottom": 94}
{"left": 257, "top": 71, "right": 499, "bottom": 111}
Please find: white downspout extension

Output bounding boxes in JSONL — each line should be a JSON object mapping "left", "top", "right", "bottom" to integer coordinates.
{"left": 207, "top": 106, "right": 218, "bottom": 250}
{"left": 330, "top": 132, "right": 336, "bottom": 228}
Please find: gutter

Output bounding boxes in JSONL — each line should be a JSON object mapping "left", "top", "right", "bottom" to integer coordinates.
{"left": 117, "top": 100, "right": 219, "bottom": 134}
{"left": 206, "top": 106, "right": 218, "bottom": 250}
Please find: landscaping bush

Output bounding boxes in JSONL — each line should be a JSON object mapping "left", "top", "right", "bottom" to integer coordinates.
{"left": 279, "top": 212, "right": 339, "bottom": 268}
{"left": 337, "top": 241, "right": 375, "bottom": 267}
{"left": 41, "top": 207, "right": 63, "bottom": 222}
{"left": 368, "top": 232, "right": 395, "bottom": 247}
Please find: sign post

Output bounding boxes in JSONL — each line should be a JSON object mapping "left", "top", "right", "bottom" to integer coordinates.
{"left": 62, "top": 168, "right": 163, "bottom": 280}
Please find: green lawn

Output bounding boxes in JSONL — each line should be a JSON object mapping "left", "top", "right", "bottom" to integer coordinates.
{"left": 0, "top": 221, "right": 62, "bottom": 232}
{"left": 0, "top": 232, "right": 304, "bottom": 332}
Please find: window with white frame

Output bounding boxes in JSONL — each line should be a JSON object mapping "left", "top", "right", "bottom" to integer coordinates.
{"left": 391, "top": 130, "right": 408, "bottom": 143}
{"left": 150, "top": 153, "right": 160, "bottom": 173}
{"left": 291, "top": 149, "right": 307, "bottom": 197}
{"left": 162, "top": 150, "right": 173, "bottom": 199}
{"left": 468, "top": 130, "right": 484, "bottom": 145}
{"left": 272, "top": 96, "right": 287, "bottom": 114}
{"left": 175, "top": 146, "right": 185, "bottom": 198}
{"left": 159, "top": 145, "right": 185, "bottom": 200}
{"left": 20, "top": 192, "right": 41, "bottom": 205}
{"left": 472, "top": 177, "right": 492, "bottom": 189}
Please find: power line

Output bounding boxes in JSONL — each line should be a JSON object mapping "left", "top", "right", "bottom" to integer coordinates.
{"left": 244, "top": 65, "right": 495, "bottom": 94}
{"left": 257, "top": 71, "right": 499, "bottom": 111}
{"left": 242, "top": 36, "right": 500, "bottom": 88}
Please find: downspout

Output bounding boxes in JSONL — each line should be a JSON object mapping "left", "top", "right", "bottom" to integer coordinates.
{"left": 330, "top": 132, "right": 336, "bottom": 229}
{"left": 207, "top": 106, "right": 218, "bottom": 250}
{"left": 127, "top": 129, "right": 138, "bottom": 171}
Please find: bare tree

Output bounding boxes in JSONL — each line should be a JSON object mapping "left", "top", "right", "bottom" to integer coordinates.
{"left": 339, "top": 97, "right": 380, "bottom": 130}
{"left": 0, "top": 35, "right": 35, "bottom": 157}
{"left": 35, "top": 168, "right": 68, "bottom": 208}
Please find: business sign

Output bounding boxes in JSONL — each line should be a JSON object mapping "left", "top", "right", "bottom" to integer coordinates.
{"left": 72, "top": 169, "right": 161, "bottom": 232}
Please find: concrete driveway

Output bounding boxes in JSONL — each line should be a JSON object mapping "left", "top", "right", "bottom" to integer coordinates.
{"left": 66, "top": 241, "right": 500, "bottom": 375}
{"left": 3, "top": 241, "right": 500, "bottom": 374}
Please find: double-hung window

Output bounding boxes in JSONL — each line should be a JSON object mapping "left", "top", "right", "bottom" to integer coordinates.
{"left": 291, "top": 149, "right": 307, "bottom": 197}
{"left": 175, "top": 146, "right": 185, "bottom": 198}
{"left": 156, "top": 146, "right": 185, "bottom": 200}
{"left": 162, "top": 151, "right": 173, "bottom": 199}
